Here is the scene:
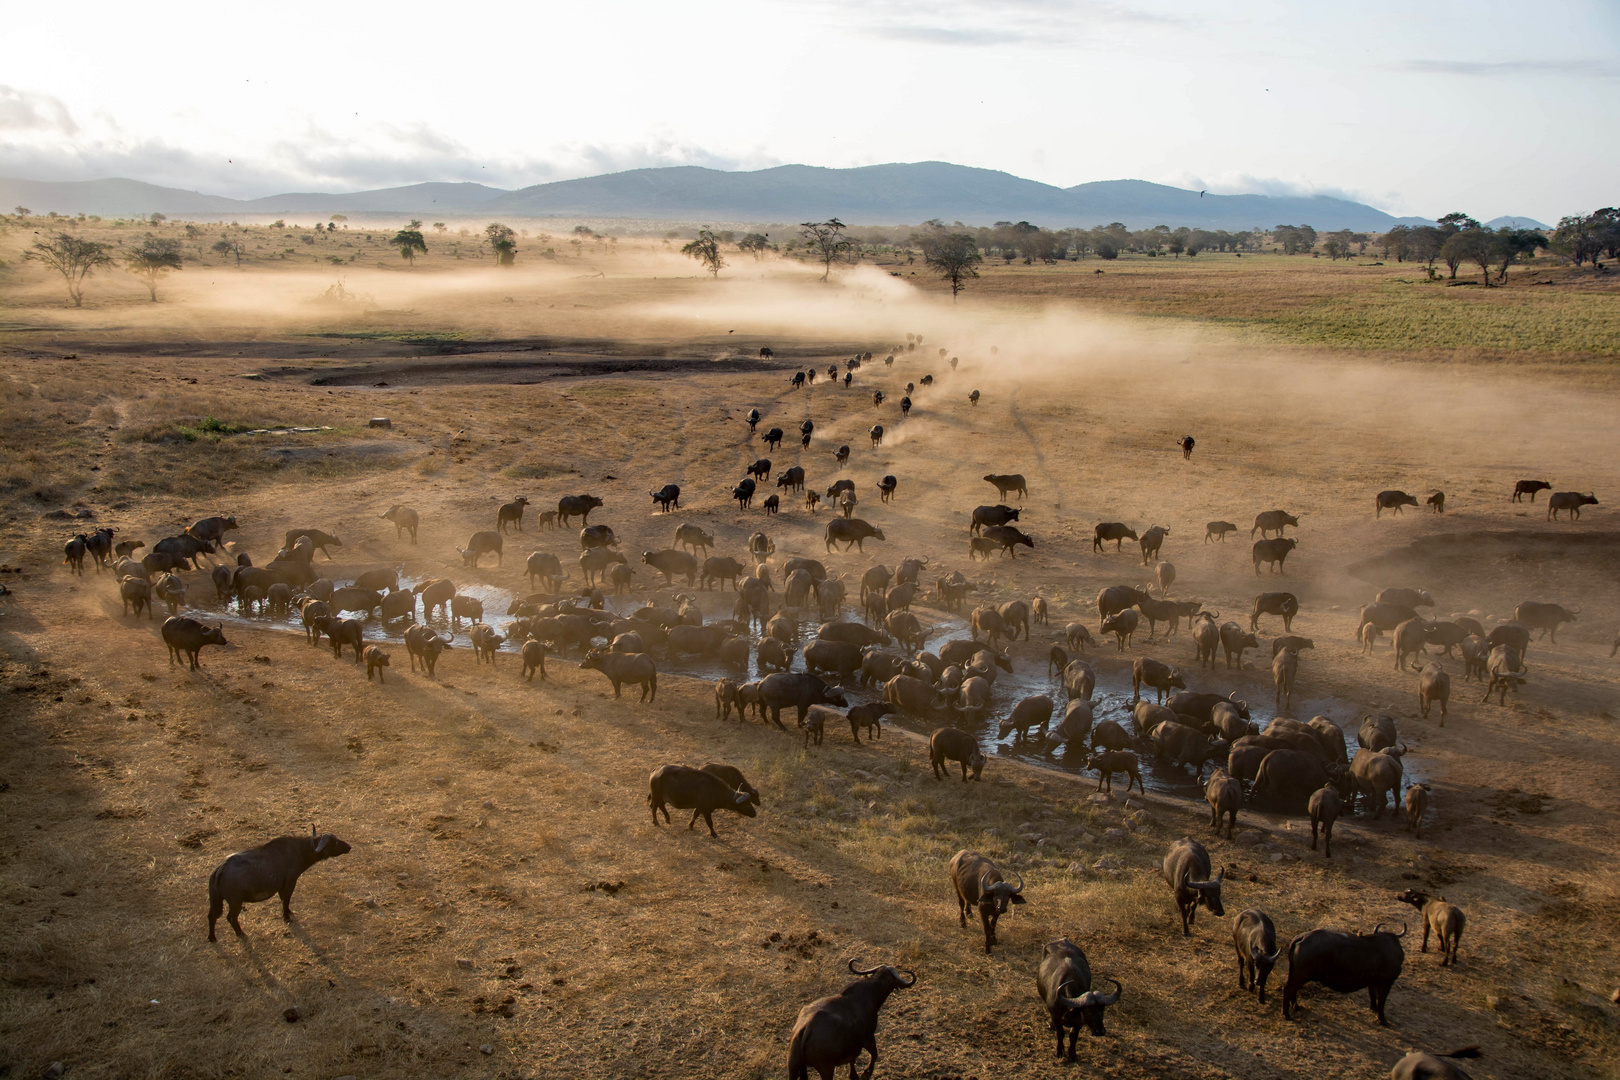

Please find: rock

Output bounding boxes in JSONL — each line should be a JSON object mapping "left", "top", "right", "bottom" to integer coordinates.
{"left": 1611, "top": 988, "right": 1620, "bottom": 1004}
{"left": 283, "top": 1006, "right": 302, "bottom": 1022}
{"left": 1087, "top": 793, "right": 1114, "bottom": 805}
{"left": 1254, "top": 843, "right": 1274, "bottom": 853}
{"left": 1237, "top": 831, "right": 1262, "bottom": 846}
{"left": 455, "top": 958, "right": 474, "bottom": 970}
{"left": 44, "top": 1064, "right": 65, "bottom": 1079}
{"left": 482, "top": 800, "right": 495, "bottom": 810}
{"left": 1067, "top": 861, "right": 1086, "bottom": 874}
{"left": 1487, "top": 993, "right": 1507, "bottom": 1010}
{"left": 431, "top": 776, "right": 449, "bottom": 786}
{"left": 480, "top": 1045, "right": 494, "bottom": 1055}
{"left": 364, "top": 897, "right": 378, "bottom": 908}
{"left": 1104, "top": 828, "right": 1127, "bottom": 840}
{"left": 1269, "top": 852, "right": 1287, "bottom": 863}
{"left": 1036, "top": 838, "right": 1049, "bottom": 847}
{"left": 1126, "top": 810, "right": 1149, "bottom": 826}
{"left": 368, "top": 417, "right": 392, "bottom": 429}
{"left": 1080, "top": 831, "right": 1098, "bottom": 845}
{"left": 1091, "top": 856, "right": 1120, "bottom": 871}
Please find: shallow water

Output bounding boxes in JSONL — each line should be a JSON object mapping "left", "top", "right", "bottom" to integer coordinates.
{"left": 190, "top": 565, "right": 1401, "bottom": 806}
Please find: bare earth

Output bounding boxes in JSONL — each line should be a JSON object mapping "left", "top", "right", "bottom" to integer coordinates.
{"left": 1, "top": 248, "right": 1618, "bottom": 1080}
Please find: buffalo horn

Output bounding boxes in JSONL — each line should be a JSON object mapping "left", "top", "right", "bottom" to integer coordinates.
{"left": 848, "top": 959, "right": 882, "bottom": 977}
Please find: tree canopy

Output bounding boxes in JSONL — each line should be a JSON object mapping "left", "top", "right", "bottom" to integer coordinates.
{"left": 26, "top": 231, "right": 114, "bottom": 306}
{"left": 125, "top": 236, "right": 184, "bottom": 300}
{"left": 681, "top": 228, "right": 726, "bottom": 278}
{"left": 799, "top": 219, "right": 853, "bottom": 281}
{"left": 916, "top": 231, "right": 983, "bottom": 298}
{"left": 392, "top": 221, "right": 428, "bottom": 266}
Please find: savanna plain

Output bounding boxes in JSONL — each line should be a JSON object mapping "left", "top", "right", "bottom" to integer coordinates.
{"left": 1, "top": 227, "right": 1618, "bottom": 1080}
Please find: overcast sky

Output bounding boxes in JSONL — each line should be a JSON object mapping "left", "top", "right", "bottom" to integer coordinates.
{"left": 2, "top": 0, "right": 1615, "bottom": 221}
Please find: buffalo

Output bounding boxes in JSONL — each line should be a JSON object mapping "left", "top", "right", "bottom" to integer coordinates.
{"left": 1093, "top": 522, "right": 1138, "bottom": 553}
{"left": 207, "top": 828, "right": 351, "bottom": 941}
{"left": 1514, "top": 600, "right": 1579, "bottom": 643}
{"left": 786, "top": 960, "right": 914, "bottom": 1080}
{"left": 162, "top": 617, "right": 228, "bottom": 670}
{"left": 948, "top": 850, "right": 1026, "bottom": 951}
{"left": 971, "top": 504, "right": 1020, "bottom": 534}
{"left": 1232, "top": 909, "right": 1282, "bottom": 1003}
{"left": 984, "top": 473, "right": 1027, "bottom": 500}
{"left": 1376, "top": 490, "right": 1420, "bottom": 516}
{"left": 1250, "top": 592, "right": 1299, "bottom": 632}
{"left": 1281, "top": 924, "right": 1406, "bottom": 1025}
{"left": 1253, "top": 537, "right": 1297, "bottom": 575}
{"left": 1396, "top": 889, "right": 1465, "bottom": 967}
{"left": 1163, "top": 838, "right": 1225, "bottom": 936}
{"left": 930, "top": 727, "right": 985, "bottom": 781}
{"left": 646, "top": 764, "right": 754, "bottom": 836}
{"left": 1037, "top": 939, "right": 1122, "bottom": 1060}
{"left": 1206, "top": 520, "right": 1238, "bottom": 543}
{"left": 1546, "top": 491, "right": 1598, "bottom": 521}
{"left": 1309, "top": 783, "right": 1342, "bottom": 856}
{"left": 1252, "top": 510, "right": 1299, "bottom": 538}
{"left": 825, "top": 518, "right": 885, "bottom": 553}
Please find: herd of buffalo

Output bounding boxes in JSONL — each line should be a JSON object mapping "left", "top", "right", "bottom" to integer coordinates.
{"left": 60, "top": 346, "right": 1612, "bottom": 1079}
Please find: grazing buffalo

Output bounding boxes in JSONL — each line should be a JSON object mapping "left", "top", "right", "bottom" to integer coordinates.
{"left": 948, "top": 851, "right": 1026, "bottom": 951}
{"left": 982, "top": 525, "right": 1033, "bottom": 557}
{"left": 1514, "top": 601, "right": 1579, "bottom": 643}
{"left": 1513, "top": 479, "right": 1551, "bottom": 502}
{"left": 459, "top": 530, "right": 504, "bottom": 568}
{"left": 1206, "top": 520, "right": 1238, "bottom": 543}
{"left": 763, "top": 427, "right": 785, "bottom": 450}
{"left": 1252, "top": 511, "right": 1299, "bottom": 538}
{"left": 1207, "top": 768, "right": 1242, "bottom": 839}
{"left": 1546, "top": 491, "right": 1598, "bottom": 521}
{"left": 649, "top": 484, "right": 681, "bottom": 512}
{"left": 1093, "top": 522, "right": 1138, "bottom": 553}
{"left": 557, "top": 494, "right": 604, "bottom": 526}
{"left": 786, "top": 960, "right": 914, "bottom": 1080}
{"left": 997, "top": 695, "right": 1054, "bottom": 742}
{"left": 1376, "top": 490, "right": 1420, "bottom": 516}
{"left": 1253, "top": 537, "right": 1297, "bottom": 575}
{"left": 1220, "top": 623, "right": 1260, "bottom": 669}
{"left": 1232, "top": 909, "right": 1282, "bottom": 1003}
{"left": 1251, "top": 592, "right": 1299, "bottom": 632}
{"left": 497, "top": 496, "right": 530, "bottom": 532}
{"left": 162, "top": 617, "right": 228, "bottom": 670}
{"left": 1163, "top": 838, "right": 1225, "bottom": 935}
{"left": 759, "top": 672, "right": 846, "bottom": 729}
{"left": 1309, "top": 783, "right": 1342, "bottom": 856}
{"left": 641, "top": 549, "right": 698, "bottom": 586}
{"left": 1132, "top": 657, "right": 1185, "bottom": 703}
{"left": 1396, "top": 889, "right": 1466, "bottom": 967}
{"left": 1482, "top": 644, "right": 1525, "bottom": 704}
{"left": 930, "top": 727, "right": 985, "bottom": 781}
{"left": 284, "top": 528, "right": 342, "bottom": 559}
{"left": 971, "top": 504, "right": 1020, "bottom": 534}
{"left": 825, "top": 518, "right": 885, "bottom": 553}
{"left": 984, "top": 473, "right": 1027, "bottom": 500}
{"left": 1037, "top": 939, "right": 1122, "bottom": 1061}
{"left": 207, "top": 828, "right": 351, "bottom": 941}
{"left": 646, "top": 765, "right": 754, "bottom": 837}
{"left": 1281, "top": 925, "right": 1406, "bottom": 1025}
{"left": 1139, "top": 525, "right": 1169, "bottom": 564}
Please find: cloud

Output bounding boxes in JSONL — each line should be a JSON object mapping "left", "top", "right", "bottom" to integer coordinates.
{"left": 1157, "top": 170, "right": 1394, "bottom": 207}
{"left": 0, "top": 85, "right": 78, "bottom": 135}
{"left": 861, "top": 25, "right": 1037, "bottom": 45}
{"left": 0, "top": 116, "right": 774, "bottom": 199}
{"left": 832, "top": 0, "right": 1189, "bottom": 47}
{"left": 1389, "top": 58, "right": 1620, "bottom": 78}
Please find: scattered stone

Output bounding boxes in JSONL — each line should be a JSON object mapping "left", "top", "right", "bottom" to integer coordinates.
{"left": 483, "top": 800, "right": 496, "bottom": 810}
{"left": 283, "top": 1006, "right": 302, "bottom": 1023}
{"left": 1087, "top": 793, "right": 1114, "bottom": 805}
{"left": 480, "top": 1045, "right": 494, "bottom": 1056}
{"left": 1487, "top": 993, "right": 1507, "bottom": 1010}
{"left": 44, "top": 1064, "right": 64, "bottom": 1079}
{"left": 1269, "top": 852, "right": 1287, "bottom": 863}
{"left": 455, "top": 958, "right": 474, "bottom": 970}
{"left": 1126, "top": 810, "right": 1149, "bottom": 826}
{"left": 1091, "top": 856, "right": 1120, "bottom": 871}
{"left": 364, "top": 897, "right": 378, "bottom": 908}
{"left": 1236, "top": 830, "right": 1262, "bottom": 846}
{"left": 431, "top": 776, "right": 449, "bottom": 786}
{"left": 1104, "top": 828, "right": 1126, "bottom": 840}
{"left": 1067, "top": 861, "right": 1086, "bottom": 874}
{"left": 368, "top": 417, "right": 392, "bottom": 429}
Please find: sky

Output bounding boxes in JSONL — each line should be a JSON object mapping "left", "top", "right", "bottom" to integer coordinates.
{"left": 2, "top": 0, "right": 1616, "bottom": 222}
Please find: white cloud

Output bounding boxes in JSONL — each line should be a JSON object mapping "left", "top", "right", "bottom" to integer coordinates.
{"left": 0, "top": 85, "right": 77, "bottom": 135}
{"left": 1389, "top": 58, "right": 1620, "bottom": 78}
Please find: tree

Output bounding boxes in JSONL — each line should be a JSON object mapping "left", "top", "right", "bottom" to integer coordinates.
{"left": 799, "top": 219, "right": 853, "bottom": 281}
{"left": 681, "top": 228, "right": 726, "bottom": 278}
{"left": 1440, "top": 229, "right": 1491, "bottom": 283}
{"left": 1435, "top": 212, "right": 1480, "bottom": 238}
{"left": 26, "top": 231, "right": 114, "bottom": 306}
{"left": 149, "top": 213, "right": 167, "bottom": 226}
{"left": 736, "top": 233, "right": 770, "bottom": 259}
{"left": 1493, "top": 228, "right": 1545, "bottom": 282}
{"left": 485, "top": 222, "right": 517, "bottom": 266}
{"left": 125, "top": 236, "right": 184, "bottom": 300}
{"left": 1273, "top": 224, "right": 1317, "bottom": 255}
{"left": 211, "top": 238, "right": 244, "bottom": 266}
{"left": 918, "top": 232, "right": 982, "bottom": 298}
{"left": 13, "top": 206, "right": 29, "bottom": 217}
{"left": 392, "top": 220, "right": 428, "bottom": 266}
{"left": 1321, "top": 230, "right": 1356, "bottom": 260}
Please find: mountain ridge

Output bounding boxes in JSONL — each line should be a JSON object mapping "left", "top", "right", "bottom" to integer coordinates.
{"left": 0, "top": 162, "right": 1450, "bottom": 230}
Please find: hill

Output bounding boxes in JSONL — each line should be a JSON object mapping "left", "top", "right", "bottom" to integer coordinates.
{"left": 0, "top": 162, "right": 1453, "bottom": 230}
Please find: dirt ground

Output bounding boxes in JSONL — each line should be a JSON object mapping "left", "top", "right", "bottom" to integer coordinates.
{"left": 1, "top": 248, "right": 1618, "bottom": 1080}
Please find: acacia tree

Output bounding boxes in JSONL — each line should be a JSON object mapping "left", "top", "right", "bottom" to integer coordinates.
{"left": 485, "top": 222, "right": 516, "bottom": 266}
{"left": 392, "top": 219, "right": 428, "bottom": 266}
{"left": 125, "top": 236, "right": 184, "bottom": 300}
{"left": 799, "top": 218, "right": 852, "bottom": 281}
{"left": 1493, "top": 228, "right": 1545, "bottom": 281}
{"left": 27, "top": 231, "right": 114, "bottom": 306}
{"left": 681, "top": 228, "right": 725, "bottom": 278}
{"left": 736, "top": 233, "right": 770, "bottom": 259}
{"left": 919, "top": 232, "right": 983, "bottom": 298}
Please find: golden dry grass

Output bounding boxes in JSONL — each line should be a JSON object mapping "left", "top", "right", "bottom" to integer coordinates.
{"left": 1, "top": 240, "right": 1618, "bottom": 1080}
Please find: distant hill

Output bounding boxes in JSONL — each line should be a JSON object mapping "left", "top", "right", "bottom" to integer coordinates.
{"left": 1484, "top": 215, "right": 1550, "bottom": 231}
{"left": 2, "top": 162, "right": 1438, "bottom": 230}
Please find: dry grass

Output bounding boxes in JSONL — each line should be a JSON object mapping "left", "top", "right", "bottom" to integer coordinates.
{"left": 1, "top": 247, "right": 1618, "bottom": 1079}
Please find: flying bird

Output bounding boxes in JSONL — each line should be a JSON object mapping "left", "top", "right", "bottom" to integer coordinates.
{"left": 1199, "top": 190, "right": 1206, "bottom": 198}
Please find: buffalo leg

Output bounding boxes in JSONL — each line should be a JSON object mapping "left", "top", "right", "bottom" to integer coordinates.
{"left": 1420, "top": 920, "right": 1430, "bottom": 953}
{"left": 1236, "top": 944, "right": 1248, "bottom": 989}
{"left": 208, "top": 895, "right": 224, "bottom": 941}
{"left": 280, "top": 883, "right": 297, "bottom": 922}
{"left": 227, "top": 900, "right": 245, "bottom": 937}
